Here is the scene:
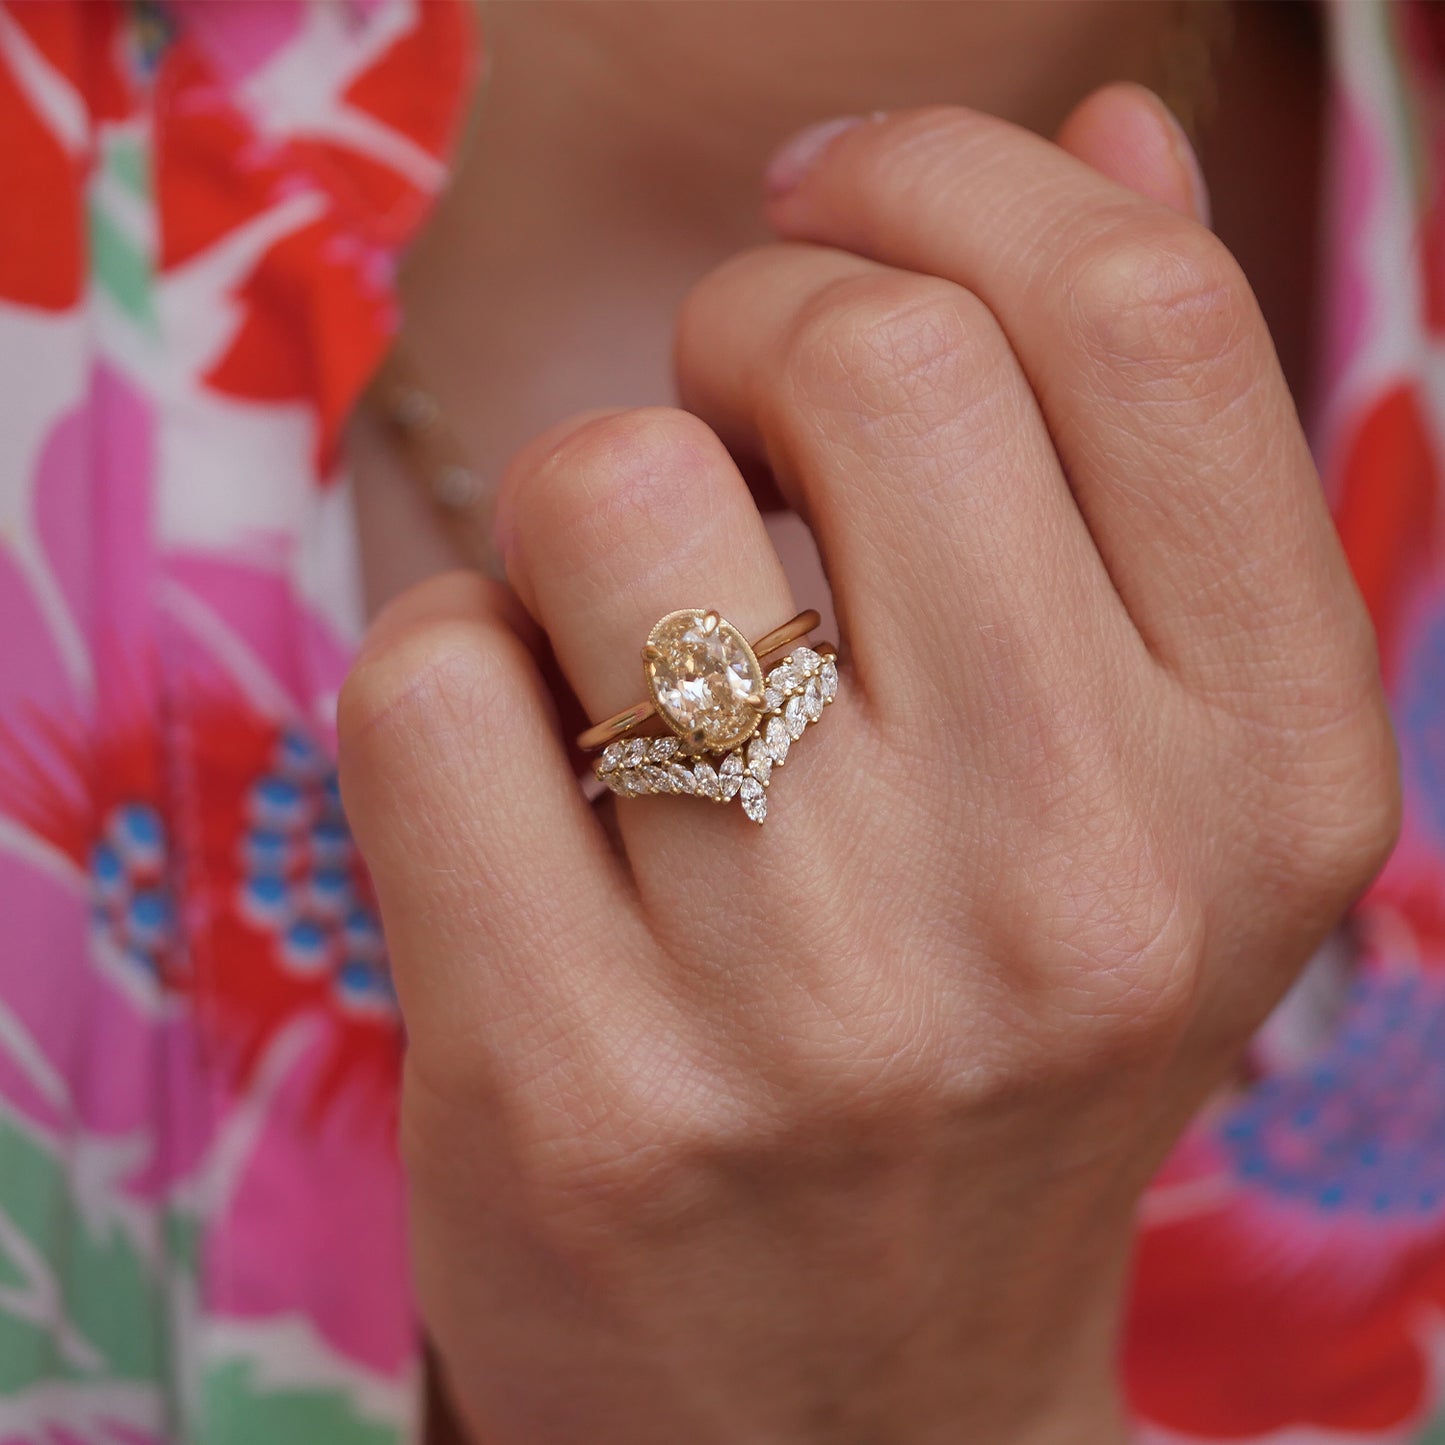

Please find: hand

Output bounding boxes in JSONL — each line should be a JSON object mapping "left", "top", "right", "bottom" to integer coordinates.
{"left": 339, "top": 88, "right": 1400, "bottom": 1445}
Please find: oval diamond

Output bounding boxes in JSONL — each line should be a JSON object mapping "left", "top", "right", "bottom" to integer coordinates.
{"left": 645, "top": 609, "right": 764, "bottom": 753}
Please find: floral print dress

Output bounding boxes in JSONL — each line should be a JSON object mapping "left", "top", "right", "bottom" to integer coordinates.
{"left": 0, "top": 2, "right": 1443, "bottom": 1442}
{"left": 0, "top": 2, "right": 474, "bottom": 1439}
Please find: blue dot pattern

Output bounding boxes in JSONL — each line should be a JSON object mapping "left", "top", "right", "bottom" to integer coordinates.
{"left": 89, "top": 802, "right": 173, "bottom": 976}
{"left": 1404, "top": 600, "right": 1445, "bottom": 844}
{"left": 1219, "top": 973, "right": 1445, "bottom": 1219}
{"left": 239, "top": 729, "right": 394, "bottom": 1016}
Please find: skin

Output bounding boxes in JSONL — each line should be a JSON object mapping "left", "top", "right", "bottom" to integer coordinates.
{"left": 354, "top": 0, "right": 1322, "bottom": 602}
{"left": 340, "top": 6, "right": 1396, "bottom": 1442}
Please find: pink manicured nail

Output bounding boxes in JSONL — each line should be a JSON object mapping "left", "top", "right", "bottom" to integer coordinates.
{"left": 1155, "top": 101, "right": 1212, "bottom": 229}
{"left": 764, "top": 115, "right": 867, "bottom": 198}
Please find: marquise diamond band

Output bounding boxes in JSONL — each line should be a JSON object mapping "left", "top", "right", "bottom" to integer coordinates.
{"left": 594, "top": 638, "right": 838, "bottom": 825}
{"left": 581, "top": 607, "right": 838, "bottom": 825}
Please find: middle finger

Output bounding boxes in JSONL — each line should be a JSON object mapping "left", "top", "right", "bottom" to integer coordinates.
{"left": 753, "top": 108, "right": 1368, "bottom": 708}
{"left": 675, "top": 242, "right": 1147, "bottom": 715}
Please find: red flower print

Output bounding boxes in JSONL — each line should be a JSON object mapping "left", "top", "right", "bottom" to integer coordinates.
{"left": 0, "top": 0, "right": 132, "bottom": 309}
{"left": 152, "top": 0, "right": 478, "bottom": 474}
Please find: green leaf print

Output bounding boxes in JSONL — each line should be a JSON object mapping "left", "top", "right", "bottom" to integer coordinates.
{"left": 0, "top": 1109, "right": 174, "bottom": 1392}
{"left": 198, "top": 1359, "right": 402, "bottom": 1445}
{"left": 89, "top": 130, "right": 159, "bottom": 334}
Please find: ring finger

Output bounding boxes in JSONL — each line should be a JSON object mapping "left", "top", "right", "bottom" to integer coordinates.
{"left": 494, "top": 406, "right": 857, "bottom": 901}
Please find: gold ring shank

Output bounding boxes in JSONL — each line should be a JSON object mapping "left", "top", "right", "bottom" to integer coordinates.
{"left": 575, "top": 608, "right": 821, "bottom": 752}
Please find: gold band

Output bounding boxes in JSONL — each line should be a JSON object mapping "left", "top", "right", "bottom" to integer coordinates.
{"left": 575, "top": 608, "right": 821, "bottom": 752}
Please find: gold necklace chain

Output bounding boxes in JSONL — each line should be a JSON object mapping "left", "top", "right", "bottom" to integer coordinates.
{"left": 363, "top": 344, "right": 504, "bottom": 577}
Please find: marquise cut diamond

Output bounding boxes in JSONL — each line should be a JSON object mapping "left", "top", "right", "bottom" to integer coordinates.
{"left": 739, "top": 775, "right": 767, "bottom": 824}
{"left": 718, "top": 750, "right": 744, "bottom": 801}
{"left": 746, "top": 736, "right": 772, "bottom": 785}
{"left": 765, "top": 716, "right": 791, "bottom": 765}
{"left": 693, "top": 760, "right": 721, "bottom": 800}
{"left": 766, "top": 661, "right": 798, "bottom": 696}
{"left": 785, "top": 694, "right": 808, "bottom": 740}
{"left": 802, "top": 677, "right": 824, "bottom": 722}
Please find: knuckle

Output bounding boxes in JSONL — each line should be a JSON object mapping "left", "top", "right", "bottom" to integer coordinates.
{"left": 534, "top": 1135, "right": 703, "bottom": 1242}
{"left": 1220, "top": 598, "right": 1401, "bottom": 911}
{"left": 1066, "top": 211, "right": 1258, "bottom": 380}
{"left": 675, "top": 241, "right": 775, "bottom": 364}
{"left": 1264, "top": 695, "right": 1403, "bottom": 909}
{"left": 851, "top": 107, "right": 1001, "bottom": 205}
{"left": 773, "top": 270, "right": 998, "bottom": 430}
{"left": 510, "top": 406, "right": 721, "bottom": 572}
{"left": 522, "top": 1078, "right": 757, "bottom": 1242}
{"left": 339, "top": 608, "right": 528, "bottom": 754}
{"left": 538, "top": 405, "right": 704, "bottom": 483}
{"left": 515, "top": 1004, "right": 963, "bottom": 1242}
{"left": 794, "top": 964, "right": 967, "bottom": 1116}
{"left": 1033, "top": 837, "right": 1204, "bottom": 1059}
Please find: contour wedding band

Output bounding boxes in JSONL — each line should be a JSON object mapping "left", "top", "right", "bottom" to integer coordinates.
{"left": 587, "top": 607, "right": 839, "bottom": 825}
{"left": 576, "top": 608, "right": 823, "bottom": 751}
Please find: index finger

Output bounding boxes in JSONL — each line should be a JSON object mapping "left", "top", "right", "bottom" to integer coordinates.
{"left": 761, "top": 107, "right": 1376, "bottom": 712}
{"left": 338, "top": 571, "right": 645, "bottom": 1079}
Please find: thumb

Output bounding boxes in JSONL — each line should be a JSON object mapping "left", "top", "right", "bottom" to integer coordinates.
{"left": 1054, "top": 81, "right": 1211, "bottom": 227}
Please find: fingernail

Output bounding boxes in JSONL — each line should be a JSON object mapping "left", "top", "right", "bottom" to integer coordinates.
{"left": 764, "top": 114, "right": 867, "bottom": 198}
{"left": 1156, "top": 100, "right": 1211, "bottom": 229}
